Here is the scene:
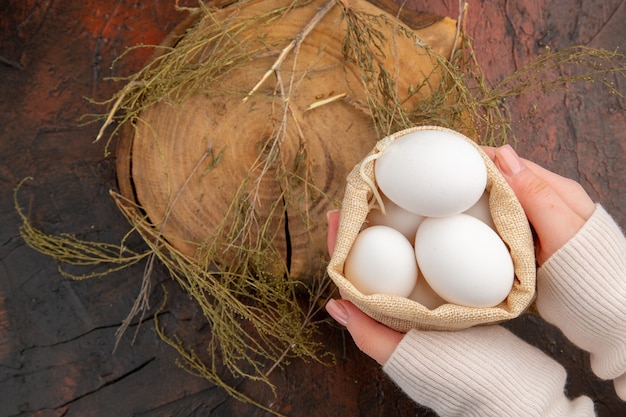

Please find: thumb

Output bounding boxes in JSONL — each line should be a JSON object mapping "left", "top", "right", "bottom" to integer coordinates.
{"left": 326, "top": 299, "right": 403, "bottom": 365}
{"left": 494, "top": 145, "right": 586, "bottom": 263}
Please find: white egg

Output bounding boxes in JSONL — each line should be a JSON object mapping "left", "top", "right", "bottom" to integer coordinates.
{"left": 408, "top": 270, "right": 447, "bottom": 310}
{"left": 344, "top": 225, "right": 418, "bottom": 297}
{"left": 374, "top": 128, "right": 487, "bottom": 217}
{"left": 463, "top": 191, "right": 496, "bottom": 230}
{"left": 414, "top": 214, "right": 514, "bottom": 308}
{"left": 366, "top": 192, "right": 425, "bottom": 244}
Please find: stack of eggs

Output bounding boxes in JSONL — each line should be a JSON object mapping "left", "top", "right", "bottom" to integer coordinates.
{"left": 344, "top": 129, "right": 515, "bottom": 309}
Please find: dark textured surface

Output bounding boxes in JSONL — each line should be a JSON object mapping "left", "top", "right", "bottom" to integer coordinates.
{"left": 1, "top": 1, "right": 624, "bottom": 416}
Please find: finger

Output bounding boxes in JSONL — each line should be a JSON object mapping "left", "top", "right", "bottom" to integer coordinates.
{"left": 326, "top": 299, "right": 403, "bottom": 365}
{"left": 482, "top": 145, "right": 594, "bottom": 220}
{"left": 494, "top": 145, "right": 587, "bottom": 263}
{"left": 520, "top": 159, "right": 595, "bottom": 220}
{"left": 327, "top": 209, "right": 340, "bottom": 255}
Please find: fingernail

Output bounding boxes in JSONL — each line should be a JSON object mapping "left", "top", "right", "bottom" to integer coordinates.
{"left": 326, "top": 299, "right": 348, "bottom": 326}
{"left": 327, "top": 209, "right": 339, "bottom": 223}
{"left": 497, "top": 144, "right": 524, "bottom": 176}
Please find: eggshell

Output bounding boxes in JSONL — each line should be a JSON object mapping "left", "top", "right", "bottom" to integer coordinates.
{"left": 344, "top": 225, "right": 418, "bottom": 297}
{"left": 463, "top": 191, "right": 496, "bottom": 230}
{"left": 374, "top": 129, "right": 487, "bottom": 217}
{"left": 414, "top": 214, "right": 514, "bottom": 308}
{"left": 366, "top": 192, "right": 425, "bottom": 244}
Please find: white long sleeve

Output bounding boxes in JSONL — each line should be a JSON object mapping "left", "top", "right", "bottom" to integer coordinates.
{"left": 384, "top": 326, "right": 594, "bottom": 416}
{"left": 536, "top": 205, "right": 626, "bottom": 399}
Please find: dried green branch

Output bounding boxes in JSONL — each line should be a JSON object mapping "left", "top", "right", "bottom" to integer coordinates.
{"left": 14, "top": 178, "right": 150, "bottom": 280}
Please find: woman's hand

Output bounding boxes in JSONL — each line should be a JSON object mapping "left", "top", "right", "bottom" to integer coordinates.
{"left": 483, "top": 145, "right": 595, "bottom": 265}
{"left": 324, "top": 144, "right": 596, "bottom": 365}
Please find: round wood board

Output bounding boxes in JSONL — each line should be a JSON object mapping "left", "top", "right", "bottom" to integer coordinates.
{"left": 115, "top": 0, "right": 458, "bottom": 279}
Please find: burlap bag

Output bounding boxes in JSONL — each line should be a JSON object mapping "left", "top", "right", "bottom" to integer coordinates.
{"left": 327, "top": 125, "right": 536, "bottom": 332}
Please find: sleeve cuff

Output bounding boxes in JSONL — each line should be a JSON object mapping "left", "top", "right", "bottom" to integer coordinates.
{"left": 383, "top": 326, "right": 595, "bottom": 416}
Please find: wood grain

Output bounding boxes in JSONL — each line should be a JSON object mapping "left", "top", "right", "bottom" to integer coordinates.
{"left": 119, "top": 0, "right": 458, "bottom": 279}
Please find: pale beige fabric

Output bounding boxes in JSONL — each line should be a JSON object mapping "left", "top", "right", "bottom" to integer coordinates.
{"left": 327, "top": 126, "right": 536, "bottom": 331}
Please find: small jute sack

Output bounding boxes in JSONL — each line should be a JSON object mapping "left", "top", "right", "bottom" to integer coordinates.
{"left": 327, "top": 126, "right": 536, "bottom": 332}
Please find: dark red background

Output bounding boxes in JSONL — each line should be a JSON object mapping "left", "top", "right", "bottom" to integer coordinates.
{"left": 1, "top": 1, "right": 624, "bottom": 416}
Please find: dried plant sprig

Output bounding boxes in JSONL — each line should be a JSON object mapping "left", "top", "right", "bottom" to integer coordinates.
{"left": 88, "top": 1, "right": 298, "bottom": 156}
{"left": 243, "top": 0, "right": 337, "bottom": 102}
{"left": 14, "top": 178, "right": 150, "bottom": 280}
{"left": 337, "top": 2, "right": 625, "bottom": 146}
